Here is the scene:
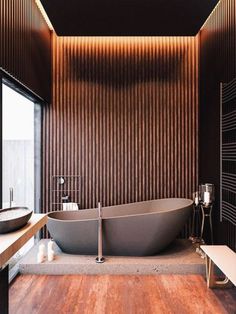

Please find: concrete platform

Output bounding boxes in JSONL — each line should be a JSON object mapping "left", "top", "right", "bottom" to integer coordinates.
{"left": 19, "top": 239, "right": 205, "bottom": 275}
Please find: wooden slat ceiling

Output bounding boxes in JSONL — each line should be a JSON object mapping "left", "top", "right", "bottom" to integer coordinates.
{"left": 40, "top": 0, "right": 220, "bottom": 36}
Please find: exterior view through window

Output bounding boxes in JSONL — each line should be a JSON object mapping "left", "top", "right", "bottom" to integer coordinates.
{"left": 2, "top": 82, "right": 41, "bottom": 279}
{"left": 2, "top": 83, "right": 35, "bottom": 210}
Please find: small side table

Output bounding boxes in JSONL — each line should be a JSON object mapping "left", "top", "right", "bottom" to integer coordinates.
{"left": 200, "top": 204, "right": 213, "bottom": 244}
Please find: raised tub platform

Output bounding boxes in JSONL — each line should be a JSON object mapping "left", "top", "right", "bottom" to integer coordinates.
{"left": 19, "top": 239, "right": 204, "bottom": 275}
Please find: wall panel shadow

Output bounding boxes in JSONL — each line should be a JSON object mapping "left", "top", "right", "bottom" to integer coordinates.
{"left": 200, "top": 0, "right": 236, "bottom": 250}
{"left": 43, "top": 36, "right": 199, "bottom": 237}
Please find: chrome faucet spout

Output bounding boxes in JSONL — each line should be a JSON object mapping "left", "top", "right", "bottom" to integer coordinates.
{"left": 9, "top": 187, "right": 13, "bottom": 208}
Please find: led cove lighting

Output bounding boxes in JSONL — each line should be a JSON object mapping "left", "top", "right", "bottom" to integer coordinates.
{"left": 200, "top": 0, "right": 222, "bottom": 30}
{"left": 35, "top": 0, "right": 54, "bottom": 31}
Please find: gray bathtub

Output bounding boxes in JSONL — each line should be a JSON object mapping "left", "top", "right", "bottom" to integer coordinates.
{"left": 47, "top": 198, "right": 193, "bottom": 256}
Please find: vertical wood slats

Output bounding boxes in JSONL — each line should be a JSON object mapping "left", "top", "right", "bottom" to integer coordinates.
{"left": 0, "top": 0, "right": 51, "bottom": 102}
{"left": 200, "top": 0, "right": 236, "bottom": 249}
{"left": 42, "top": 35, "right": 199, "bottom": 237}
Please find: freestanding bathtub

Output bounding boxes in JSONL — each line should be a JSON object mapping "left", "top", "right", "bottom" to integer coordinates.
{"left": 47, "top": 198, "right": 193, "bottom": 256}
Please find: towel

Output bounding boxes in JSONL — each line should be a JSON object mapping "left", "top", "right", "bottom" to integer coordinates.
{"left": 62, "top": 202, "right": 79, "bottom": 211}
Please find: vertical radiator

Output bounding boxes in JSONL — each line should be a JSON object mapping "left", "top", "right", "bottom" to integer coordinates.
{"left": 220, "top": 78, "right": 236, "bottom": 225}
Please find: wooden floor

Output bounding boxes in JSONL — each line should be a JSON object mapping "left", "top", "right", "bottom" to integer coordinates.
{"left": 9, "top": 275, "right": 236, "bottom": 314}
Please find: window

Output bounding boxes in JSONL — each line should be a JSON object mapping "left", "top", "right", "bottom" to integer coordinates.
{"left": 1, "top": 77, "right": 42, "bottom": 280}
{"left": 2, "top": 83, "right": 35, "bottom": 209}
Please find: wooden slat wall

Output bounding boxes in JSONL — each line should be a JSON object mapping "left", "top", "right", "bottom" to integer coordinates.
{"left": 200, "top": 0, "right": 236, "bottom": 249}
{"left": 0, "top": 0, "right": 51, "bottom": 101}
{"left": 42, "top": 35, "right": 199, "bottom": 237}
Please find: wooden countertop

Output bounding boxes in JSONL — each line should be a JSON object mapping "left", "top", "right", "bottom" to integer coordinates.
{"left": 0, "top": 214, "right": 47, "bottom": 268}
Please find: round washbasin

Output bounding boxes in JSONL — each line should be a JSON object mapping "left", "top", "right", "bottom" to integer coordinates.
{"left": 0, "top": 207, "right": 33, "bottom": 234}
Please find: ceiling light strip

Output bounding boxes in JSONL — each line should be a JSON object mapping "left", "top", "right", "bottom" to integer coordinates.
{"left": 35, "top": 0, "right": 54, "bottom": 31}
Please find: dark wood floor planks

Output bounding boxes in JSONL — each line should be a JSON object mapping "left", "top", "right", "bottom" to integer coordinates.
{"left": 9, "top": 275, "right": 236, "bottom": 314}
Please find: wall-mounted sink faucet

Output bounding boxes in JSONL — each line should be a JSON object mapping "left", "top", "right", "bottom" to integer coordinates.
{"left": 9, "top": 187, "right": 14, "bottom": 208}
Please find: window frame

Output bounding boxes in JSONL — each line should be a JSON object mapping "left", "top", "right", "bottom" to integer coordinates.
{"left": 0, "top": 68, "right": 44, "bottom": 214}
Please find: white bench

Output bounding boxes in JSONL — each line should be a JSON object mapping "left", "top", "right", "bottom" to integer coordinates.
{"left": 201, "top": 245, "right": 236, "bottom": 288}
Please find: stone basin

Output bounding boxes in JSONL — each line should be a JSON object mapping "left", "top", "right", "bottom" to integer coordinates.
{"left": 0, "top": 207, "right": 33, "bottom": 233}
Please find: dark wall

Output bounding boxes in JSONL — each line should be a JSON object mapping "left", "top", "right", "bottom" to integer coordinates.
{"left": 200, "top": 0, "right": 236, "bottom": 249}
{"left": 42, "top": 35, "right": 199, "bottom": 237}
{"left": 0, "top": 0, "right": 51, "bottom": 102}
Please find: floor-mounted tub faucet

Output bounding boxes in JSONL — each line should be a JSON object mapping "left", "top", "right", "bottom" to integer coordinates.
{"left": 96, "top": 202, "right": 105, "bottom": 263}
